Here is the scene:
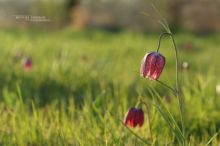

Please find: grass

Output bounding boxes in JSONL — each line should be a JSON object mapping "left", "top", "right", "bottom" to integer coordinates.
{"left": 0, "top": 27, "right": 220, "bottom": 145}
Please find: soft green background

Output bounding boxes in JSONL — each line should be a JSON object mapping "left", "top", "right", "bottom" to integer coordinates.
{"left": 0, "top": 28, "right": 220, "bottom": 145}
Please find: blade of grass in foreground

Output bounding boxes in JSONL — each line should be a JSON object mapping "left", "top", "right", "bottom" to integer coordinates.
{"left": 148, "top": 87, "right": 185, "bottom": 145}
{"left": 204, "top": 130, "right": 220, "bottom": 146}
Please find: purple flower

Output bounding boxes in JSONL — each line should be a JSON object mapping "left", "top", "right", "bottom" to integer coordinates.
{"left": 140, "top": 52, "right": 165, "bottom": 80}
{"left": 124, "top": 108, "right": 144, "bottom": 128}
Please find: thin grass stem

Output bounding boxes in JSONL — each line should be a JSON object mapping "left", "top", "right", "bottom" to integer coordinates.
{"left": 119, "top": 119, "right": 151, "bottom": 145}
{"left": 155, "top": 31, "right": 185, "bottom": 145}
{"left": 156, "top": 80, "right": 176, "bottom": 95}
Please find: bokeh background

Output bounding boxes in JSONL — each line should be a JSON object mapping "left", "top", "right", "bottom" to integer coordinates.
{"left": 1, "top": 0, "right": 220, "bottom": 32}
{"left": 0, "top": 0, "right": 220, "bottom": 145}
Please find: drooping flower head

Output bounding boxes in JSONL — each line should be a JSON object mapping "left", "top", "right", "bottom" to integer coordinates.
{"left": 124, "top": 107, "right": 144, "bottom": 128}
{"left": 140, "top": 52, "right": 165, "bottom": 80}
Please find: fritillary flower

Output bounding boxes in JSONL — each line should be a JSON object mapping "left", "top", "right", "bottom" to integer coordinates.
{"left": 140, "top": 52, "right": 165, "bottom": 80}
{"left": 124, "top": 107, "right": 144, "bottom": 128}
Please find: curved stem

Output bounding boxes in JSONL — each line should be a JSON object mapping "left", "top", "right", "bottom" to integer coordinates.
{"left": 170, "top": 35, "right": 185, "bottom": 138}
{"left": 156, "top": 32, "right": 185, "bottom": 141}
{"left": 156, "top": 32, "right": 171, "bottom": 52}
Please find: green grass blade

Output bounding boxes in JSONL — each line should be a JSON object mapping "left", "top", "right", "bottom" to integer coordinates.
{"left": 148, "top": 87, "right": 185, "bottom": 145}
{"left": 205, "top": 131, "right": 219, "bottom": 146}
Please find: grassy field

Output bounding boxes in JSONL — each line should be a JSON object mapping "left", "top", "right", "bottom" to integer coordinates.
{"left": 0, "top": 28, "right": 220, "bottom": 145}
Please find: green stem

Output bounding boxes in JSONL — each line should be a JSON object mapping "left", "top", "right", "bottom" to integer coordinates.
{"left": 156, "top": 32, "right": 185, "bottom": 144}
{"left": 156, "top": 80, "right": 176, "bottom": 95}
{"left": 156, "top": 32, "right": 171, "bottom": 52}
{"left": 110, "top": 111, "right": 151, "bottom": 145}
{"left": 170, "top": 34, "right": 185, "bottom": 139}
{"left": 119, "top": 119, "right": 151, "bottom": 145}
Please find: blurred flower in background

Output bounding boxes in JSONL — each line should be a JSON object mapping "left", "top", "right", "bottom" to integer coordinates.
{"left": 216, "top": 84, "right": 220, "bottom": 96}
{"left": 181, "top": 61, "right": 189, "bottom": 70}
{"left": 179, "top": 42, "right": 194, "bottom": 52}
{"left": 23, "top": 57, "right": 32, "bottom": 71}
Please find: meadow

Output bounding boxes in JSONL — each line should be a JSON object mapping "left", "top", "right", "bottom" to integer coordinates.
{"left": 0, "top": 28, "right": 220, "bottom": 145}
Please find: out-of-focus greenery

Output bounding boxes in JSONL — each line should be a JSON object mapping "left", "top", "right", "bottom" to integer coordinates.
{"left": 0, "top": 28, "right": 220, "bottom": 145}
{"left": 30, "top": 0, "right": 77, "bottom": 25}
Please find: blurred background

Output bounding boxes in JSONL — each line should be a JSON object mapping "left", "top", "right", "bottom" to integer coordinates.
{"left": 1, "top": 0, "right": 220, "bottom": 32}
{"left": 0, "top": 0, "right": 220, "bottom": 145}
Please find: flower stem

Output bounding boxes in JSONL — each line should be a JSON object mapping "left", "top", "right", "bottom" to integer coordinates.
{"left": 156, "top": 32, "right": 185, "bottom": 144}
{"left": 119, "top": 119, "right": 151, "bottom": 145}
{"left": 110, "top": 111, "right": 151, "bottom": 145}
{"left": 170, "top": 34, "right": 185, "bottom": 139}
{"left": 156, "top": 32, "right": 171, "bottom": 53}
{"left": 156, "top": 80, "right": 176, "bottom": 95}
